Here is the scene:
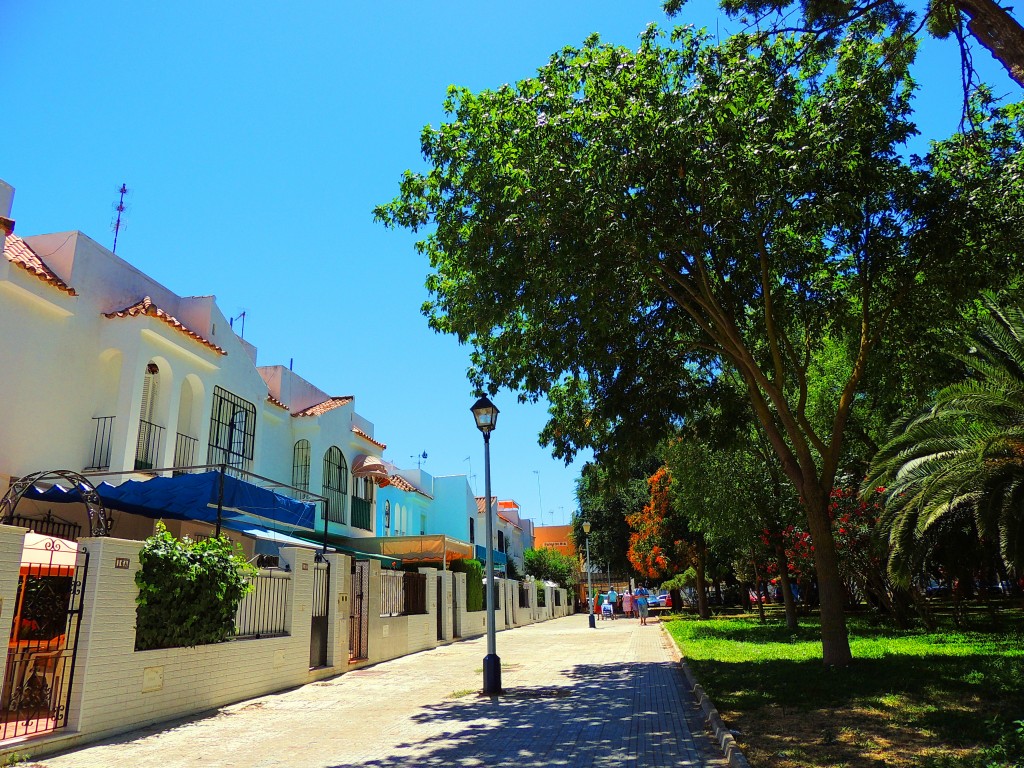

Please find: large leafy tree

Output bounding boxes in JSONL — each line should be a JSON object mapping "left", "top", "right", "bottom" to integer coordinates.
{"left": 572, "top": 461, "right": 647, "bottom": 579}
{"left": 664, "top": 0, "right": 1024, "bottom": 89}
{"left": 865, "top": 292, "right": 1024, "bottom": 582}
{"left": 377, "top": 24, "right": 1022, "bottom": 665}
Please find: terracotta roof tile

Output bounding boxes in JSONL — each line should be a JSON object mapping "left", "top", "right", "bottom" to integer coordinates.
{"left": 266, "top": 394, "right": 289, "bottom": 410}
{"left": 476, "top": 496, "right": 497, "bottom": 514}
{"left": 291, "top": 397, "right": 353, "bottom": 417}
{"left": 387, "top": 474, "right": 434, "bottom": 499}
{"left": 3, "top": 234, "right": 76, "bottom": 295}
{"left": 103, "top": 296, "right": 226, "bottom": 355}
{"left": 352, "top": 426, "right": 386, "bottom": 450}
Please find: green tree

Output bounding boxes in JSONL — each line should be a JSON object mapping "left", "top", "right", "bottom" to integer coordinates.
{"left": 523, "top": 547, "right": 580, "bottom": 588}
{"left": 865, "top": 292, "right": 1024, "bottom": 583}
{"left": 377, "top": 24, "right": 1022, "bottom": 665}
{"left": 573, "top": 461, "right": 650, "bottom": 579}
{"left": 663, "top": 0, "right": 1024, "bottom": 88}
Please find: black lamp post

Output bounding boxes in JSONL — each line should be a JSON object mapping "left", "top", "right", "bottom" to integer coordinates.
{"left": 584, "top": 521, "right": 595, "bottom": 628}
{"left": 471, "top": 395, "right": 502, "bottom": 694}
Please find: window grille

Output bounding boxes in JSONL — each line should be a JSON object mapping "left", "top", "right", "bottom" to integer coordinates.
{"left": 322, "top": 447, "right": 348, "bottom": 524}
{"left": 292, "top": 440, "right": 311, "bottom": 492}
{"left": 207, "top": 386, "right": 256, "bottom": 472}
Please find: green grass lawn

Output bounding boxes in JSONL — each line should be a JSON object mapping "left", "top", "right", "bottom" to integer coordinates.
{"left": 663, "top": 607, "right": 1024, "bottom": 768}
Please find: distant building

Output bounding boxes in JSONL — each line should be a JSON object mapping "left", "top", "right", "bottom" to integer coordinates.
{"left": 533, "top": 524, "right": 576, "bottom": 558}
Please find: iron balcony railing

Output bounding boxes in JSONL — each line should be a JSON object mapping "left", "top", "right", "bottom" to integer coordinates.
{"left": 134, "top": 419, "right": 164, "bottom": 472}
{"left": 173, "top": 433, "right": 199, "bottom": 476}
{"left": 351, "top": 497, "right": 372, "bottom": 531}
{"left": 87, "top": 415, "right": 115, "bottom": 470}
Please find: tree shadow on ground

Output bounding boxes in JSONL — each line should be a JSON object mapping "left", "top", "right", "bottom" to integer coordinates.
{"left": 339, "top": 661, "right": 721, "bottom": 768}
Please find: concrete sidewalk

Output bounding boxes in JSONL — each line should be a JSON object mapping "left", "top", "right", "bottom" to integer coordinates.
{"left": 31, "top": 615, "right": 729, "bottom": 768}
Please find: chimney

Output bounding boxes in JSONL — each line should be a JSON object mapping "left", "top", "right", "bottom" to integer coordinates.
{"left": 0, "top": 180, "right": 14, "bottom": 253}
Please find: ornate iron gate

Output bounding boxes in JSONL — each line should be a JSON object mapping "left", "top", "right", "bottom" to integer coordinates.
{"left": 1, "top": 536, "right": 89, "bottom": 741}
{"left": 309, "top": 556, "right": 330, "bottom": 668}
{"left": 349, "top": 560, "right": 369, "bottom": 661}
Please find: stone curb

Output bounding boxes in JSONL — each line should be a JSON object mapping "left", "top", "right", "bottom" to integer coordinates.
{"left": 661, "top": 625, "right": 751, "bottom": 768}
{"left": 678, "top": 660, "right": 751, "bottom": 768}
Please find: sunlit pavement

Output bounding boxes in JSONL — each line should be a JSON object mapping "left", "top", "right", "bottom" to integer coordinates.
{"left": 33, "top": 615, "right": 728, "bottom": 767}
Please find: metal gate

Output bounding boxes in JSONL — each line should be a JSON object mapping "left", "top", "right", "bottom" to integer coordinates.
{"left": 1, "top": 536, "right": 89, "bottom": 742}
{"left": 436, "top": 574, "right": 444, "bottom": 640}
{"left": 309, "top": 556, "right": 330, "bottom": 668}
{"left": 349, "top": 560, "right": 369, "bottom": 661}
{"left": 452, "top": 573, "right": 461, "bottom": 638}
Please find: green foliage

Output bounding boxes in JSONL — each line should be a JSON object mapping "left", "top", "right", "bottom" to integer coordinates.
{"left": 134, "top": 522, "right": 256, "bottom": 651}
{"left": 866, "top": 293, "right": 1024, "bottom": 583}
{"left": 523, "top": 546, "right": 579, "bottom": 588}
{"left": 536, "top": 581, "right": 547, "bottom": 607}
{"left": 662, "top": 567, "right": 697, "bottom": 592}
{"left": 573, "top": 460, "right": 652, "bottom": 578}
{"left": 451, "top": 558, "right": 484, "bottom": 612}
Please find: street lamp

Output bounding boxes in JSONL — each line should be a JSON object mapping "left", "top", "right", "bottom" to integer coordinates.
{"left": 583, "top": 521, "right": 595, "bottom": 629}
{"left": 471, "top": 395, "right": 501, "bottom": 694}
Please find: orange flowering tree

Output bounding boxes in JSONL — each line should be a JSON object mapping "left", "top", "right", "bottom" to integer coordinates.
{"left": 627, "top": 467, "right": 692, "bottom": 581}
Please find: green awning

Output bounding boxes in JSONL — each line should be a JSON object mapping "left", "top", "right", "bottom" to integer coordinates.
{"left": 290, "top": 530, "right": 403, "bottom": 568}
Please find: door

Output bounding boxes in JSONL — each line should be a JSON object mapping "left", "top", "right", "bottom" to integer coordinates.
{"left": 309, "top": 557, "right": 329, "bottom": 668}
{"left": 349, "top": 560, "right": 369, "bottom": 660}
{"left": 1, "top": 535, "right": 89, "bottom": 741}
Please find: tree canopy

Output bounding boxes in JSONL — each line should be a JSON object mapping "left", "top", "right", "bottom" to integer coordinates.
{"left": 377, "top": 22, "right": 1024, "bottom": 664}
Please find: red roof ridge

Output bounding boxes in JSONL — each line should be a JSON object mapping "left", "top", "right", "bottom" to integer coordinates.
{"left": 388, "top": 474, "right": 434, "bottom": 499}
{"left": 266, "top": 394, "right": 289, "bottom": 410}
{"left": 103, "top": 296, "right": 226, "bottom": 355}
{"left": 292, "top": 396, "right": 354, "bottom": 417}
{"left": 3, "top": 234, "right": 76, "bottom": 295}
{"left": 352, "top": 426, "right": 386, "bottom": 450}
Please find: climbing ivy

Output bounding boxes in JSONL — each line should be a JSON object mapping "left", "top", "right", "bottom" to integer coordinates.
{"left": 135, "top": 522, "right": 257, "bottom": 651}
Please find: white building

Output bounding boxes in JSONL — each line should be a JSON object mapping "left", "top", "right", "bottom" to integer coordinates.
{"left": 0, "top": 180, "right": 386, "bottom": 548}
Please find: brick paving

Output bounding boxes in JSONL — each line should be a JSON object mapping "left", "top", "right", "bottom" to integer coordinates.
{"left": 31, "top": 615, "right": 729, "bottom": 767}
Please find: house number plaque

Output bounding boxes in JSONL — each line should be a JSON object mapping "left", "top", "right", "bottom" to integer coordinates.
{"left": 115, "top": 557, "right": 130, "bottom": 569}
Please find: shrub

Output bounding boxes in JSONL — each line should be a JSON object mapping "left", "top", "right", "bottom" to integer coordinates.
{"left": 451, "top": 558, "right": 484, "bottom": 612}
{"left": 135, "top": 522, "right": 256, "bottom": 651}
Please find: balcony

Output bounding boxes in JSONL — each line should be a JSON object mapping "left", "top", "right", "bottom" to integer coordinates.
{"left": 134, "top": 419, "right": 165, "bottom": 472}
{"left": 86, "top": 416, "right": 115, "bottom": 470}
{"left": 351, "top": 497, "right": 372, "bottom": 531}
{"left": 173, "top": 433, "right": 199, "bottom": 476}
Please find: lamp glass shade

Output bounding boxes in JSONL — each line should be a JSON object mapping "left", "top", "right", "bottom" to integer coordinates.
{"left": 471, "top": 396, "right": 500, "bottom": 433}
{"left": 583, "top": 521, "right": 592, "bottom": 534}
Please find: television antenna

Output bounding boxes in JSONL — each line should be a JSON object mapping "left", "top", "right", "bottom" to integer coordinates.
{"left": 411, "top": 451, "right": 428, "bottom": 470}
{"left": 111, "top": 183, "right": 129, "bottom": 254}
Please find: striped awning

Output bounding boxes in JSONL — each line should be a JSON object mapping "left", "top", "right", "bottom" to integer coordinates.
{"left": 351, "top": 454, "right": 390, "bottom": 486}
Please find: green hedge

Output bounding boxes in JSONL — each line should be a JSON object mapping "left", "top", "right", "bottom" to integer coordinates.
{"left": 135, "top": 522, "right": 256, "bottom": 651}
{"left": 452, "top": 558, "right": 484, "bottom": 612}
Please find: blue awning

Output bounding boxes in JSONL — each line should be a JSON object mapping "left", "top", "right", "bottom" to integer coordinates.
{"left": 474, "top": 545, "right": 507, "bottom": 566}
{"left": 21, "top": 471, "right": 317, "bottom": 532}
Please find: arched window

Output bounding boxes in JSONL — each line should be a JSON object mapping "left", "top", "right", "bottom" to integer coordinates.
{"left": 322, "top": 447, "right": 348, "bottom": 523}
{"left": 135, "top": 362, "right": 162, "bottom": 470}
{"left": 292, "top": 440, "right": 311, "bottom": 492}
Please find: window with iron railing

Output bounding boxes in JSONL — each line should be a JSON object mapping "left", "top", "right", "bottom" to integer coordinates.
{"left": 292, "top": 439, "right": 311, "bottom": 492}
{"left": 322, "top": 447, "right": 348, "bottom": 524}
{"left": 207, "top": 386, "right": 256, "bottom": 472}
{"left": 351, "top": 475, "right": 374, "bottom": 531}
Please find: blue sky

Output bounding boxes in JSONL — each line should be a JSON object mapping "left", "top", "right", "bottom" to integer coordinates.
{"left": 3, "top": 2, "right": 1014, "bottom": 529}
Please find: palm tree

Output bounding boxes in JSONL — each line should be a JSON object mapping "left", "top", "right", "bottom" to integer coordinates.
{"left": 865, "top": 293, "right": 1024, "bottom": 585}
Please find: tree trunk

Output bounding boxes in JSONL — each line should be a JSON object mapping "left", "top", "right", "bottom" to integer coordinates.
{"left": 803, "top": 487, "right": 853, "bottom": 667}
{"left": 776, "top": 550, "right": 799, "bottom": 630}
{"left": 752, "top": 555, "right": 767, "bottom": 624}
{"left": 695, "top": 542, "right": 710, "bottom": 620}
{"left": 956, "top": 0, "right": 1024, "bottom": 87}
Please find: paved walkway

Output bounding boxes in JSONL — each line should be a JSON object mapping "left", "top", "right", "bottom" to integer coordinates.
{"left": 32, "top": 616, "right": 728, "bottom": 768}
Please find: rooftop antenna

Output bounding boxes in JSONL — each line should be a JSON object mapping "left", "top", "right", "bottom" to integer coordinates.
{"left": 230, "top": 310, "right": 247, "bottom": 339}
{"left": 533, "top": 470, "right": 543, "bottom": 525}
{"left": 410, "top": 451, "right": 428, "bottom": 470}
{"left": 111, "top": 183, "right": 129, "bottom": 254}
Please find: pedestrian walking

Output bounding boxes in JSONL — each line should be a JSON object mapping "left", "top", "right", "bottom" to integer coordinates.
{"left": 606, "top": 585, "right": 618, "bottom": 620}
{"left": 635, "top": 585, "right": 650, "bottom": 626}
{"left": 622, "top": 588, "right": 634, "bottom": 618}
